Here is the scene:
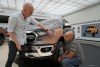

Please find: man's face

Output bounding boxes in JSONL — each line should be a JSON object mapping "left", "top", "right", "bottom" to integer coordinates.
{"left": 24, "top": 7, "right": 33, "bottom": 17}
{"left": 63, "top": 33, "right": 73, "bottom": 43}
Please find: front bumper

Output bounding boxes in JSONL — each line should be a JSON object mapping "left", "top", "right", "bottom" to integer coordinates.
{"left": 25, "top": 43, "right": 54, "bottom": 59}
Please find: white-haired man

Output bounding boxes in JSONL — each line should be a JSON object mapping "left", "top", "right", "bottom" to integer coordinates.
{"left": 5, "top": 2, "right": 52, "bottom": 67}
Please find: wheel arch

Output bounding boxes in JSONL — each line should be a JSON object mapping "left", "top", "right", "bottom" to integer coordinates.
{"left": 58, "top": 36, "right": 65, "bottom": 44}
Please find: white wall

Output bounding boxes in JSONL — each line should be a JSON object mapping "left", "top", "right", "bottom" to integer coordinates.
{"left": 63, "top": 4, "right": 100, "bottom": 47}
{"left": 0, "top": 23, "right": 8, "bottom": 29}
{"left": 63, "top": 3, "right": 100, "bottom": 24}
{"left": 71, "top": 21, "right": 100, "bottom": 47}
{"left": 71, "top": 20, "right": 100, "bottom": 41}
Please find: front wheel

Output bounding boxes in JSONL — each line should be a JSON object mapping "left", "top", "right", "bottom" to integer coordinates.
{"left": 51, "top": 41, "right": 65, "bottom": 64}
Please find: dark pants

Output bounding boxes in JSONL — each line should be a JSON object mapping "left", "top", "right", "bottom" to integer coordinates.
{"left": 5, "top": 41, "right": 25, "bottom": 67}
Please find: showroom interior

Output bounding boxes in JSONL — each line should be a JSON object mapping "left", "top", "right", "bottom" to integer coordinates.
{"left": 0, "top": 0, "right": 100, "bottom": 67}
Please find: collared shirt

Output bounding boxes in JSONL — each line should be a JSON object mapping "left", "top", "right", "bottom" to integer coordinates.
{"left": 7, "top": 11, "right": 39, "bottom": 45}
{"left": 65, "top": 39, "right": 85, "bottom": 63}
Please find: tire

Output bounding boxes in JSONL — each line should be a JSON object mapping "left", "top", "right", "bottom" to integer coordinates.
{"left": 51, "top": 41, "right": 65, "bottom": 64}
{"left": 0, "top": 36, "right": 4, "bottom": 46}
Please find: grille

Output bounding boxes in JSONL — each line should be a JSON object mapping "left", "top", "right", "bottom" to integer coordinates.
{"left": 25, "top": 46, "right": 37, "bottom": 53}
{"left": 26, "top": 32, "right": 37, "bottom": 43}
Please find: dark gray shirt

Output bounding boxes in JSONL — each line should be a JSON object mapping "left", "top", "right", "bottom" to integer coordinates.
{"left": 65, "top": 39, "right": 85, "bottom": 63}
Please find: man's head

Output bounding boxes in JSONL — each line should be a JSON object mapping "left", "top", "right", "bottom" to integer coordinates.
{"left": 22, "top": 3, "right": 34, "bottom": 17}
{"left": 64, "top": 31, "right": 74, "bottom": 43}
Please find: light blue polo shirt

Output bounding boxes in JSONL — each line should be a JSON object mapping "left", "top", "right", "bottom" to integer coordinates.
{"left": 7, "top": 11, "right": 39, "bottom": 45}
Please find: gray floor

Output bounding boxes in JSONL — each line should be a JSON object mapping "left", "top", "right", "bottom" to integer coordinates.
{"left": 80, "top": 44, "right": 100, "bottom": 67}
{"left": 0, "top": 42, "right": 18, "bottom": 67}
{"left": 0, "top": 42, "right": 100, "bottom": 67}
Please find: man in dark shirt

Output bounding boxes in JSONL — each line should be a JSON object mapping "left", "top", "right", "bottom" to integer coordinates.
{"left": 58, "top": 31, "right": 85, "bottom": 67}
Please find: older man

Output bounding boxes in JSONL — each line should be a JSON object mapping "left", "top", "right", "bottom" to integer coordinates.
{"left": 5, "top": 2, "right": 52, "bottom": 67}
{"left": 58, "top": 31, "right": 85, "bottom": 67}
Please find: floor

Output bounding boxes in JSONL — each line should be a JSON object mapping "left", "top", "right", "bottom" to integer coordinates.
{"left": 80, "top": 44, "right": 100, "bottom": 67}
{"left": 0, "top": 42, "right": 18, "bottom": 67}
{"left": 0, "top": 42, "right": 100, "bottom": 67}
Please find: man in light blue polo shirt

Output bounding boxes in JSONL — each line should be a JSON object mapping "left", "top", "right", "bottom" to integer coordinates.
{"left": 5, "top": 2, "right": 52, "bottom": 67}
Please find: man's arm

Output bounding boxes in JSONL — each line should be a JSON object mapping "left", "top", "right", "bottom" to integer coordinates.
{"left": 37, "top": 23, "right": 48, "bottom": 31}
{"left": 8, "top": 32, "right": 22, "bottom": 50}
{"left": 62, "top": 51, "right": 76, "bottom": 58}
{"left": 58, "top": 51, "right": 75, "bottom": 62}
{"left": 37, "top": 23, "right": 53, "bottom": 35}
{"left": 42, "top": 28, "right": 63, "bottom": 44}
{"left": 31, "top": 18, "right": 52, "bottom": 35}
{"left": 8, "top": 16, "right": 22, "bottom": 50}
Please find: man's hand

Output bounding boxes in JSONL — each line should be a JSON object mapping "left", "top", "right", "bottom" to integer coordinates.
{"left": 16, "top": 44, "right": 22, "bottom": 51}
{"left": 58, "top": 56, "right": 64, "bottom": 62}
{"left": 62, "top": 54, "right": 67, "bottom": 59}
{"left": 37, "top": 24, "right": 54, "bottom": 36}
{"left": 46, "top": 30, "right": 53, "bottom": 36}
{"left": 58, "top": 56, "right": 62, "bottom": 62}
{"left": 8, "top": 32, "right": 22, "bottom": 51}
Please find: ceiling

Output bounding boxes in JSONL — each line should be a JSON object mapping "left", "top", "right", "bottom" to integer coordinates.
{"left": 0, "top": 0, "right": 100, "bottom": 16}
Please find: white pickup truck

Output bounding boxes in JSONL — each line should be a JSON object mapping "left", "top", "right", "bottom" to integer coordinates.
{"left": 25, "top": 19, "right": 70, "bottom": 63}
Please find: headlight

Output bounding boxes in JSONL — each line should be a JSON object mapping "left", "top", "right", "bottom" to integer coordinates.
{"left": 26, "top": 32, "right": 37, "bottom": 42}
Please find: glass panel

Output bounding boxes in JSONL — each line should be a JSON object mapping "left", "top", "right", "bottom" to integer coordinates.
{"left": 60, "top": 0, "right": 68, "bottom": 3}
{"left": 48, "top": 1, "right": 56, "bottom": 5}
{"left": 87, "top": 0, "right": 100, "bottom": 3}
{"left": 52, "top": 0, "right": 60, "bottom": 2}
{"left": 34, "top": 0, "right": 42, "bottom": 2}
{"left": 70, "top": 2, "right": 79, "bottom": 7}
{"left": 0, "top": 0, "right": 7, "bottom": 2}
{"left": 42, "top": 0, "right": 50, "bottom": 3}
{"left": 57, "top": 6, "right": 65, "bottom": 10}
{"left": 70, "top": 0, "right": 78, "bottom": 2}
{"left": 16, "top": 1, "right": 23, "bottom": 5}
{"left": 9, "top": 3, "right": 15, "bottom": 9}
{"left": 76, "top": 0, "right": 92, "bottom": 5}
{"left": 33, "top": 1, "right": 40, "bottom": 9}
{"left": 24, "top": 0, "right": 33, "bottom": 3}
{"left": 65, "top": 1, "right": 73, "bottom": 5}
{"left": 36, "top": 3, "right": 46, "bottom": 10}
{"left": 32, "top": 4, "right": 37, "bottom": 9}
{"left": 17, "top": 0, "right": 24, "bottom": 2}
{"left": 0, "top": 2, "right": 8, "bottom": 8}
{"left": 42, "top": 4, "right": 53, "bottom": 11}
{"left": 34, "top": 9, "right": 38, "bottom": 12}
{"left": 54, "top": 3, "right": 62, "bottom": 7}
{"left": 61, "top": 4, "right": 73, "bottom": 8}
{"left": 33, "top": 1, "right": 40, "bottom": 5}
{"left": 46, "top": 8, "right": 54, "bottom": 12}
{"left": 16, "top": 5, "right": 23, "bottom": 10}
{"left": 8, "top": 0, "right": 15, "bottom": 3}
